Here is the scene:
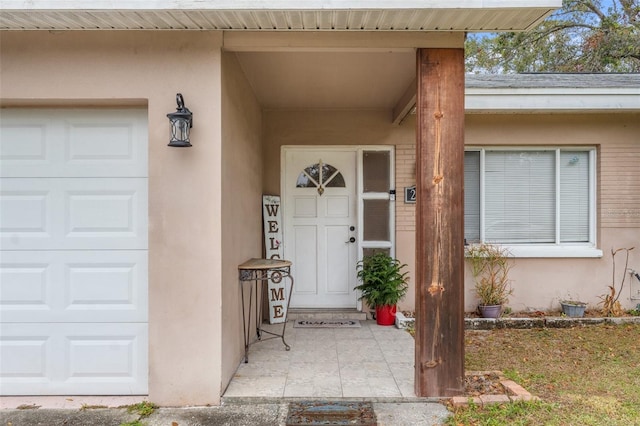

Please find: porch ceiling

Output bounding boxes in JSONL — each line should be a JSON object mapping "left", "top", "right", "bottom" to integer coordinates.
{"left": 0, "top": 1, "right": 559, "bottom": 31}
{"left": 236, "top": 51, "right": 416, "bottom": 109}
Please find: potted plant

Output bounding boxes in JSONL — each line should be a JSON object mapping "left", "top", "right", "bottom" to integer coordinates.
{"left": 560, "top": 299, "right": 587, "bottom": 318}
{"left": 465, "top": 243, "right": 513, "bottom": 318}
{"left": 355, "top": 252, "right": 409, "bottom": 325}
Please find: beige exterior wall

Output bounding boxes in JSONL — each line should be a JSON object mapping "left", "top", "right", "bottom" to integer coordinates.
{"left": 464, "top": 113, "right": 640, "bottom": 311}
{"left": 395, "top": 144, "right": 418, "bottom": 310}
{"left": 0, "top": 31, "right": 225, "bottom": 405}
{"left": 263, "top": 111, "right": 640, "bottom": 312}
{"left": 220, "top": 52, "right": 264, "bottom": 390}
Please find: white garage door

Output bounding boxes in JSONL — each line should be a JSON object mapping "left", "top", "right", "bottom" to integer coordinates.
{"left": 0, "top": 109, "right": 148, "bottom": 395}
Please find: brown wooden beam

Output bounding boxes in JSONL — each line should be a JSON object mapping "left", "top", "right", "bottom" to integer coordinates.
{"left": 392, "top": 77, "right": 416, "bottom": 125}
{"left": 414, "top": 48, "right": 465, "bottom": 397}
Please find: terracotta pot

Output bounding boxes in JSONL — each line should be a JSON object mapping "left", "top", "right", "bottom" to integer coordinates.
{"left": 479, "top": 304, "right": 502, "bottom": 318}
{"left": 375, "top": 305, "right": 397, "bottom": 326}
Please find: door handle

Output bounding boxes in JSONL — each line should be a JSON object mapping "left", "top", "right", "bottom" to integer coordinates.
{"left": 346, "top": 237, "right": 356, "bottom": 243}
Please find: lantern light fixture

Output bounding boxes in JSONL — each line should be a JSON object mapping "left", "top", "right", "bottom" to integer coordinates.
{"left": 167, "top": 93, "right": 193, "bottom": 147}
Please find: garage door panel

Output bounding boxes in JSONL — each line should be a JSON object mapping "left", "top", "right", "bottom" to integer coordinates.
{"left": 0, "top": 250, "right": 148, "bottom": 323}
{"left": 0, "top": 323, "right": 148, "bottom": 395}
{"left": 0, "top": 261, "right": 50, "bottom": 314}
{"left": 0, "top": 189, "right": 50, "bottom": 235}
{"left": 1, "top": 178, "right": 148, "bottom": 250}
{"left": 0, "top": 109, "right": 147, "bottom": 178}
{"left": 0, "top": 120, "right": 50, "bottom": 166}
{"left": 0, "top": 334, "right": 49, "bottom": 383}
{"left": 66, "top": 187, "right": 142, "bottom": 238}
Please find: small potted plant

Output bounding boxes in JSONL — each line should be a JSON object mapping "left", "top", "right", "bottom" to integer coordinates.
{"left": 560, "top": 299, "right": 587, "bottom": 318}
{"left": 465, "top": 243, "right": 513, "bottom": 318}
{"left": 355, "top": 252, "right": 409, "bottom": 325}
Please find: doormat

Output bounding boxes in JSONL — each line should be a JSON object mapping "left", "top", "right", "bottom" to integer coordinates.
{"left": 286, "top": 401, "right": 376, "bottom": 426}
{"left": 293, "top": 319, "right": 361, "bottom": 328}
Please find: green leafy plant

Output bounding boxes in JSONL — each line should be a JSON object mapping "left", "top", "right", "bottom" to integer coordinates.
{"left": 465, "top": 243, "right": 513, "bottom": 306}
{"left": 354, "top": 252, "right": 408, "bottom": 308}
{"left": 125, "top": 401, "right": 157, "bottom": 418}
{"left": 117, "top": 401, "right": 157, "bottom": 426}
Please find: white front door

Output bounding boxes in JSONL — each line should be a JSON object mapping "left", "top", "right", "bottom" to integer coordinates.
{"left": 284, "top": 149, "right": 358, "bottom": 308}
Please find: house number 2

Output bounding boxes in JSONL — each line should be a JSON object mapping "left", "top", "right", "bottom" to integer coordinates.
{"left": 405, "top": 185, "right": 417, "bottom": 204}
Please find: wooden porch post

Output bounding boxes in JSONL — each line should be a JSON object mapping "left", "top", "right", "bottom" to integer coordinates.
{"left": 414, "top": 48, "right": 465, "bottom": 397}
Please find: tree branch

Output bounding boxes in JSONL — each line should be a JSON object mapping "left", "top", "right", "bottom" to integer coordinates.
{"left": 524, "top": 23, "right": 597, "bottom": 45}
{"left": 583, "top": 0, "right": 607, "bottom": 22}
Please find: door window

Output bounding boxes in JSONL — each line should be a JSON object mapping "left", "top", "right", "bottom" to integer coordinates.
{"left": 362, "top": 151, "right": 390, "bottom": 192}
{"left": 296, "top": 160, "right": 345, "bottom": 195}
{"left": 359, "top": 148, "right": 394, "bottom": 257}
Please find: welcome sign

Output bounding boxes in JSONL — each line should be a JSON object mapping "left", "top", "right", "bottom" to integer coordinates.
{"left": 262, "top": 195, "right": 287, "bottom": 324}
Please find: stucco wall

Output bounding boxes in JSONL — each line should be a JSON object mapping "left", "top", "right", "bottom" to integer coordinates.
{"left": 220, "top": 52, "right": 264, "bottom": 391}
{"left": 0, "top": 31, "right": 224, "bottom": 405}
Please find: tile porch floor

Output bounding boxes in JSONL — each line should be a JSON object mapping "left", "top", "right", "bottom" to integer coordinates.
{"left": 223, "top": 320, "right": 418, "bottom": 399}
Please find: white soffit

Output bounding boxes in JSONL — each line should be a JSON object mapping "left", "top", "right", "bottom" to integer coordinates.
{"left": 0, "top": 1, "right": 560, "bottom": 31}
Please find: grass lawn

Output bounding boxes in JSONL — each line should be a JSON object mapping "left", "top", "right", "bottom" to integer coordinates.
{"left": 447, "top": 324, "right": 640, "bottom": 425}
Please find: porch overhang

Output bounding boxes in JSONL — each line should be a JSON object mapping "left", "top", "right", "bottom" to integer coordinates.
{"left": 0, "top": 0, "right": 559, "bottom": 31}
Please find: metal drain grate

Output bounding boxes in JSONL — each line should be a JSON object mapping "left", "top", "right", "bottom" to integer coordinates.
{"left": 286, "top": 401, "right": 376, "bottom": 425}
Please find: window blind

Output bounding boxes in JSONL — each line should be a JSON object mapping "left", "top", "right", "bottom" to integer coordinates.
{"left": 560, "top": 151, "right": 590, "bottom": 242}
{"left": 464, "top": 151, "right": 480, "bottom": 243}
{"left": 484, "top": 151, "right": 555, "bottom": 243}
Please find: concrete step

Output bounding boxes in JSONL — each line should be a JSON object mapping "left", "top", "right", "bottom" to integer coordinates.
{"left": 287, "top": 308, "right": 368, "bottom": 321}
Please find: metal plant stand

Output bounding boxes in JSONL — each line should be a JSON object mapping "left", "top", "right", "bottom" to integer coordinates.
{"left": 237, "top": 258, "right": 294, "bottom": 363}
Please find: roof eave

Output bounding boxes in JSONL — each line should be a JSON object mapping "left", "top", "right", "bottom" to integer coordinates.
{"left": 0, "top": 1, "right": 561, "bottom": 31}
{"left": 466, "top": 88, "right": 640, "bottom": 112}
{"left": 0, "top": 1, "right": 563, "bottom": 11}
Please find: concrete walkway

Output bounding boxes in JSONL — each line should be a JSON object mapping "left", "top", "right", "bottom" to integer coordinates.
{"left": 4, "top": 316, "right": 637, "bottom": 425}
{"left": 224, "top": 319, "right": 419, "bottom": 399}
{"left": 1, "top": 402, "right": 451, "bottom": 426}
{"left": 1, "top": 320, "right": 451, "bottom": 425}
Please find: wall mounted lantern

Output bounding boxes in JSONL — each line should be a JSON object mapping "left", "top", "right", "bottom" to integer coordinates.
{"left": 167, "top": 93, "right": 193, "bottom": 147}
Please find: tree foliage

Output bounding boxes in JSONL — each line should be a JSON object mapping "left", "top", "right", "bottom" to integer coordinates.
{"left": 466, "top": 0, "right": 640, "bottom": 73}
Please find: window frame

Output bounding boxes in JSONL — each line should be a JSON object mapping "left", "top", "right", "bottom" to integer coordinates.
{"left": 465, "top": 146, "right": 602, "bottom": 258}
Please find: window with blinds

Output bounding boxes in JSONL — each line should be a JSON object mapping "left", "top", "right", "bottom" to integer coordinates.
{"left": 465, "top": 148, "right": 594, "bottom": 246}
